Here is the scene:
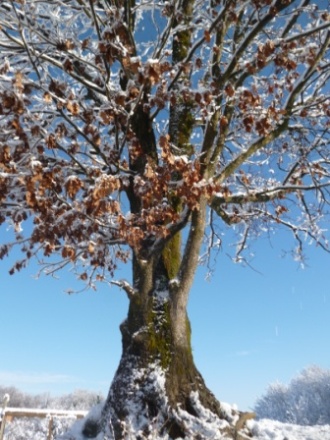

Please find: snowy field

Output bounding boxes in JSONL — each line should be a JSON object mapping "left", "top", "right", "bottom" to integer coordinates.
{"left": 249, "top": 419, "right": 330, "bottom": 440}
{"left": 2, "top": 416, "right": 330, "bottom": 439}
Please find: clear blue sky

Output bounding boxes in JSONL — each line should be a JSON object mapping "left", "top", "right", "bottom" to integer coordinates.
{"left": 1, "top": 225, "right": 330, "bottom": 411}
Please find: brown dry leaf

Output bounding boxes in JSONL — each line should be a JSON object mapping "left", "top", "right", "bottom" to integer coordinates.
{"left": 82, "top": 38, "right": 89, "bottom": 49}
{"left": 63, "top": 58, "right": 74, "bottom": 72}
{"left": 88, "top": 242, "right": 95, "bottom": 254}
{"left": 14, "top": 71, "right": 24, "bottom": 93}
{"left": 159, "top": 135, "right": 170, "bottom": 149}
{"left": 146, "top": 61, "right": 161, "bottom": 85}
{"left": 203, "top": 91, "right": 212, "bottom": 105}
{"left": 204, "top": 30, "right": 211, "bottom": 43}
{"left": 263, "top": 40, "right": 275, "bottom": 57}
{"left": 31, "top": 125, "right": 41, "bottom": 136}
{"left": 195, "top": 92, "right": 202, "bottom": 103}
{"left": 225, "top": 84, "right": 235, "bottom": 97}
{"left": 0, "top": 145, "right": 11, "bottom": 162}
{"left": 93, "top": 134, "right": 101, "bottom": 147}
{"left": 26, "top": 190, "right": 37, "bottom": 208}
{"left": 57, "top": 39, "right": 75, "bottom": 51}
{"left": 122, "top": 56, "right": 141, "bottom": 74}
{"left": 43, "top": 92, "right": 52, "bottom": 103}
{"left": 128, "top": 86, "right": 140, "bottom": 99}
{"left": 0, "top": 60, "right": 10, "bottom": 75}
{"left": 67, "top": 101, "right": 80, "bottom": 115}
{"left": 62, "top": 246, "right": 76, "bottom": 261}
{"left": 100, "top": 109, "right": 114, "bottom": 124}
{"left": 159, "top": 135, "right": 175, "bottom": 165}
{"left": 127, "top": 227, "right": 144, "bottom": 249}
{"left": 46, "top": 133, "right": 57, "bottom": 149}
{"left": 2, "top": 93, "right": 16, "bottom": 109}
{"left": 80, "top": 272, "right": 88, "bottom": 281}
{"left": 94, "top": 175, "right": 120, "bottom": 198}
{"left": 115, "top": 93, "right": 126, "bottom": 107}
{"left": 144, "top": 163, "right": 155, "bottom": 179}
{"left": 65, "top": 176, "right": 82, "bottom": 199}
{"left": 220, "top": 116, "right": 229, "bottom": 128}
{"left": 286, "top": 59, "right": 297, "bottom": 70}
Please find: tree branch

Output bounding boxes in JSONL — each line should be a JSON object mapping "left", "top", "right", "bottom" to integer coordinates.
{"left": 215, "top": 121, "right": 289, "bottom": 184}
{"left": 110, "top": 279, "right": 137, "bottom": 299}
{"left": 212, "top": 180, "right": 330, "bottom": 205}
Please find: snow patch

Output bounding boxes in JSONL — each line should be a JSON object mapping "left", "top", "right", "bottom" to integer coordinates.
{"left": 175, "top": 392, "right": 231, "bottom": 439}
{"left": 220, "top": 401, "right": 239, "bottom": 425}
{"left": 248, "top": 419, "right": 330, "bottom": 440}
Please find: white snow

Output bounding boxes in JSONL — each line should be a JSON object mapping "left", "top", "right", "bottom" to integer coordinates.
{"left": 174, "top": 392, "right": 231, "bottom": 439}
{"left": 249, "top": 419, "right": 330, "bottom": 440}
{"left": 2, "top": 402, "right": 330, "bottom": 439}
{"left": 169, "top": 278, "right": 180, "bottom": 288}
{"left": 58, "top": 406, "right": 330, "bottom": 440}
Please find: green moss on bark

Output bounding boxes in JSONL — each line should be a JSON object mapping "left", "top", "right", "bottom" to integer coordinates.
{"left": 147, "top": 300, "right": 172, "bottom": 369}
{"left": 162, "top": 233, "right": 181, "bottom": 280}
{"left": 177, "top": 104, "right": 195, "bottom": 156}
{"left": 173, "top": 29, "right": 191, "bottom": 62}
{"left": 172, "top": 0, "right": 194, "bottom": 63}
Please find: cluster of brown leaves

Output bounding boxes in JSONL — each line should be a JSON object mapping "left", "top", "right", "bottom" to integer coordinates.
{"left": 237, "top": 87, "right": 288, "bottom": 135}
{"left": 254, "top": 40, "right": 276, "bottom": 69}
{"left": 98, "top": 11, "right": 136, "bottom": 66}
{"left": 117, "top": 205, "right": 179, "bottom": 250}
{"left": 0, "top": 91, "right": 25, "bottom": 116}
{"left": 275, "top": 204, "right": 288, "bottom": 219}
{"left": 274, "top": 53, "right": 297, "bottom": 71}
{"left": 239, "top": 89, "right": 262, "bottom": 112}
{"left": 158, "top": 135, "right": 221, "bottom": 209}
{"left": 0, "top": 0, "right": 329, "bottom": 279}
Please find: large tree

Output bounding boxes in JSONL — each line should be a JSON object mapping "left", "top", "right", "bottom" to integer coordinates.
{"left": 1, "top": 1, "right": 330, "bottom": 438}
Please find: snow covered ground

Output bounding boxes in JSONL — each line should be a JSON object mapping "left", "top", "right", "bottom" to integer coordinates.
{"left": 249, "top": 419, "right": 330, "bottom": 440}
{"left": 2, "top": 416, "right": 330, "bottom": 439}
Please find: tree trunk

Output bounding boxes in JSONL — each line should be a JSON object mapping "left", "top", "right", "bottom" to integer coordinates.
{"left": 78, "top": 254, "right": 247, "bottom": 440}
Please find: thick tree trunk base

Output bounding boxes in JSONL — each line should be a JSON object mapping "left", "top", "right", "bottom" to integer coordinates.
{"left": 59, "top": 270, "right": 256, "bottom": 440}
{"left": 59, "top": 354, "right": 254, "bottom": 440}
{"left": 59, "top": 286, "right": 255, "bottom": 439}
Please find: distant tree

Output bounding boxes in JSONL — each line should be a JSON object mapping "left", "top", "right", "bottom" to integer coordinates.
{"left": 255, "top": 366, "right": 330, "bottom": 425}
{"left": 0, "top": 386, "right": 21, "bottom": 408}
{"left": 1, "top": 1, "right": 330, "bottom": 438}
{"left": 254, "top": 382, "right": 293, "bottom": 423}
{"left": 0, "top": 386, "right": 38, "bottom": 409}
{"left": 0, "top": 386, "right": 103, "bottom": 410}
{"left": 53, "top": 389, "right": 103, "bottom": 411}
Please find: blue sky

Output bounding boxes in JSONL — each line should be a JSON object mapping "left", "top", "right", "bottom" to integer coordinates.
{"left": 1, "top": 225, "right": 330, "bottom": 411}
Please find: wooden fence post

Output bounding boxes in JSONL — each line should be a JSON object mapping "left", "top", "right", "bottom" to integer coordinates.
{"left": 0, "top": 394, "right": 10, "bottom": 440}
{"left": 47, "top": 416, "right": 54, "bottom": 440}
